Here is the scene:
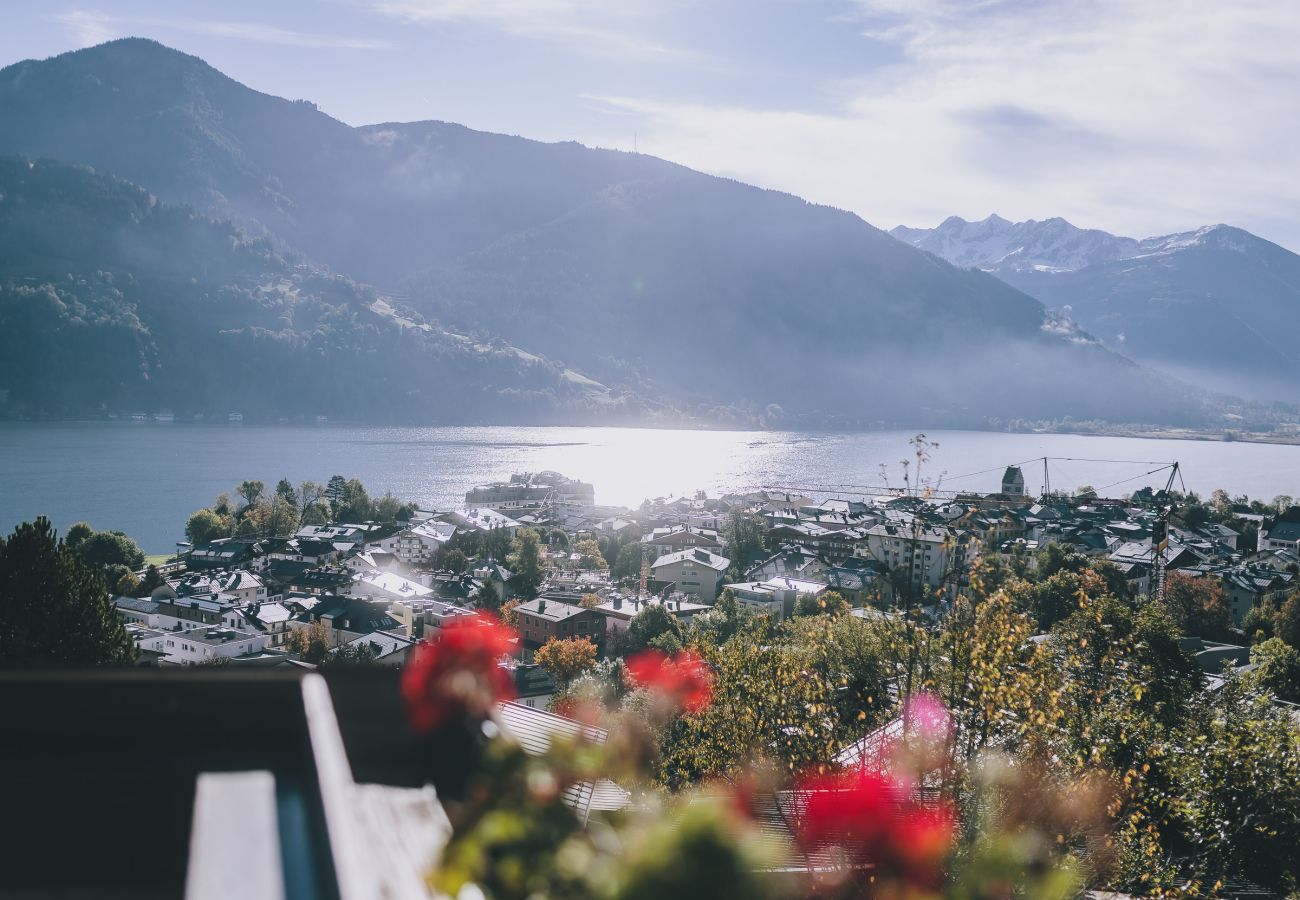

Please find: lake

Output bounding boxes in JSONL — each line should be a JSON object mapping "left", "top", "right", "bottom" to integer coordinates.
{"left": 2, "top": 423, "right": 1299, "bottom": 553}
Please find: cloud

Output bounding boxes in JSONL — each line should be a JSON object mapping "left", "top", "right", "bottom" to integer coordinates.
{"left": 582, "top": 0, "right": 1300, "bottom": 248}
{"left": 369, "top": 0, "right": 685, "bottom": 60}
{"left": 51, "top": 10, "right": 390, "bottom": 50}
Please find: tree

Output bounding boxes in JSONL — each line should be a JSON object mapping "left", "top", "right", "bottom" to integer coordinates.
{"left": 374, "top": 491, "right": 402, "bottom": 523}
{"left": 103, "top": 564, "right": 138, "bottom": 595}
{"left": 442, "top": 548, "right": 470, "bottom": 574}
{"left": 627, "top": 603, "right": 683, "bottom": 653}
{"left": 285, "top": 621, "right": 330, "bottom": 665}
{"left": 474, "top": 578, "right": 502, "bottom": 613}
{"left": 612, "top": 543, "right": 644, "bottom": 581}
{"left": 579, "top": 593, "right": 602, "bottom": 610}
{"left": 1163, "top": 572, "right": 1230, "bottom": 638}
{"left": 266, "top": 494, "right": 300, "bottom": 537}
{"left": 508, "top": 528, "right": 545, "bottom": 598}
{"left": 138, "top": 564, "right": 164, "bottom": 596}
{"left": 535, "top": 637, "right": 598, "bottom": 689}
{"left": 300, "top": 502, "right": 330, "bottom": 526}
{"left": 483, "top": 526, "right": 513, "bottom": 562}
{"left": 0, "top": 518, "right": 136, "bottom": 666}
{"left": 1172, "top": 682, "right": 1300, "bottom": 891}
{"left": 793, "top": 590, "right": 850, "bottom": 617}
{"left": 186, "top": 508, "right": 231, "bottom": 545}
{"left": 325, "top": 475, "right": 348, "bottom": 507}
{"left": 335, "top": 478, "right": 373, "bottom": 522}
{"left": 722, "top": 509, "right": 766, "bottom": 580}
{"left": 1247, "top": 637, "right": 1300, "bottom": 703}
{"left": 236, "top": 479, "right": 266, "bottom": 511}
{"left": 500, "top": 598, "right": 521, "bottom": 628}
{"left": 235, "top": 499, "right": 273, "bottom": 537}
{"left": 1276, "top": 591, "right": 1300, "bottom": 649}
{"left": 321, "top": 641, "right": 376, "bottom": 668}
{"left": 299, "top": 480, "right": 325, "bottom": 512}
{"left": 275, "top": 478, "right": 298, "bottom": 508}
{"left": 572, "top": 537, "right": 605, "bottom": 570}
{"left": 76, "top": 530, "right": 145, "bottom": 571}
{"left": 65, "top": 521, "right": 93, "bottom": 550}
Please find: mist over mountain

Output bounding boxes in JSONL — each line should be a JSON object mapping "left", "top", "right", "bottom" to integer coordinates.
{"left": 0, "top": 39, "right": 1281, "bottom": 428}
{"left": 0, "top": 157, "right": 655, "bottom": 423}
{"left": 892, "top": 216, "right": 1300, "bottom": 402}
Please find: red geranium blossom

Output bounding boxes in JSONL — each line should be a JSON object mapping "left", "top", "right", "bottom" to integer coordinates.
{"left": 401, "top": 613, "right": 517, "bottom": 733}
{"left": 626, "top": 648, "right": 714, "bottom": 713}
{"left": 794, "top": 768, "right": 957, "bottom": 883}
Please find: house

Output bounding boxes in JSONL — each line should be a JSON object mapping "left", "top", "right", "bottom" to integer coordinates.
{"left": 186, "top": 538, "right": 261, "bottom": 570}
{"left": 438, "top": 507, "right": 522, "bottom": 535}
{"left": 212, "top": 569, "right": 268, "bottom": 605}
{"left": 596, "top": 594, "right": 711, "bottom": 631}
{"left": 159, "top": 626, "right": 269, "bottom": 666}
{"left": 350, "top": 570, "right": 434, "bottom": 604}
{"left": 649, "top": 548, "right": 730, "bottom": 602}
{"left": 331, "top": 631, "right": 415, "bottom": 667}
{"left": 114, "top": 596, "right": 162, "bottom": 628}
{"left": 723, "top": 576, "right": 827, "bottom": 620}
{"left": 393, "top": 521, "right": 457, "bottom": 565}
{"left": 124, "top": 623, "right": 169, "bottom": 665}
{"left": 234, "top": 601, "right": 298, "bottom": 648}
{"left": 639, "top": 525, "right": 723, "bottom": 562}
{"left": 387, "top": 597, "right": 475, "bottom": 640}
{"left": 290, "top": 595, "right": 402, "bottom": 649}
{"left": 745, "top": 545, "right": 827, "bottom": 582}
{"left": 1260, "top": 507, "right": 1300, "bottom": 552}
{"left": 513, "top": 599, "right": 605, "bottom": 657}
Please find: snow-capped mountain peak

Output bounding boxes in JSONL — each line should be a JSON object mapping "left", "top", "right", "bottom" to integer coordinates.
{"left": 889, "top": 215, "right": 1140, "bottom": 273}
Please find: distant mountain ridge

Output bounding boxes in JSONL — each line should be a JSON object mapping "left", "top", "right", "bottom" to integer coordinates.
{"left": 891, "top": 216, "right": 1300, "bottom": 402}
{"left": 0, "top": 39, "right": 1285, "bottom": 429}
{"left": 0, "top": 157, "right": 660, "bottom": 423}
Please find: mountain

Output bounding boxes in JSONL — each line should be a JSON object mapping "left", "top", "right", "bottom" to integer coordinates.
{"left": 0, "top": 40, "right": 1276, "bottom": 428}
{"left": 0, "top": 157, "right": 657, "bottom": 423}
{"left": 891, "top": 216, "right": 1300, "bottom": 401}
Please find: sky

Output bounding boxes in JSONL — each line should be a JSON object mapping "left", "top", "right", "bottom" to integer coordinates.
{"left": 4, "top": 0, "right": 1300, "bottom": 250}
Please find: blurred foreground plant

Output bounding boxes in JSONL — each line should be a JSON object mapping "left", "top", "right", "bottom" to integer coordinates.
{"left": 399, "top": 613, "right": 1112, "bottom": 900}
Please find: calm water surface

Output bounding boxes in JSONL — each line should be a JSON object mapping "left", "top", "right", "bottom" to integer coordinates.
{"left": 2, "top": 423, "right": 1298, "bottom": 552}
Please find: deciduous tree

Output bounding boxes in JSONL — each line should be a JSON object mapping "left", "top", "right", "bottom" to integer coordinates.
{"left": 535, "top": 637, "right": 598, "bottom": 689}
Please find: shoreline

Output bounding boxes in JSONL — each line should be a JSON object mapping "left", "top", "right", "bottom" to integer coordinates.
{"left": 3, "top": 418, "right": 1299, "bottom": 447}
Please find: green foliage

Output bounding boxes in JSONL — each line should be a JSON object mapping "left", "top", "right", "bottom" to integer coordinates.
{"left": 722, "top": 509, "right": 765, "bottom": 581}
{"left": 1246, "top": 637, "right": 1300, "bottom": 703}
{"left": 75, "top": 528, "right": 145, "bottom": 571}
{"left": 1172, "top": 683, "right": 1300, "bottom": 892}
{"left": 611, "top": 543, "right": 644, "bottom": 581}
{"left": 792, "top": 590, "right": 849, "bottom": 618}
{"left": 441, "top": 548, "right": 470, "bottom": 574}
{"left": 535, "top": 637, "right": 598, "bottom": 689}
{"left": 508, "top": 528, "right": 545, "bottom": 599}
{"left": 0, "top": 518, "right": 136, "bottom": 666}
{"left": 474, "top": 578, "right": 502, "bottom": 613}
{"left": 185, "top": 508, "right": 232, "bottom": 545}
{"left": 285, "top": 621, "right": 330, "bottom": 665}
{"left": 1163, "top": 571, "right": 1231, "bottom": 638}
{"left": 626, "top": 604, "right": 683, "bottom": 653}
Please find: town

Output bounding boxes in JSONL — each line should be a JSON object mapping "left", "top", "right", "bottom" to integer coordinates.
{"left": 106, "top": 462, "right": 1300, "bottom": 697}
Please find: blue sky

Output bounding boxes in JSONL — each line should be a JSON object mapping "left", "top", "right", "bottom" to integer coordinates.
{"left": 5, "top": 0, "right": 1300, "bottom": 250}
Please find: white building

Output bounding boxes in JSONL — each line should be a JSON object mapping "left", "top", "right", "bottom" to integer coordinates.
{"left": 160, "top": 626, "right": 269, "bottom": 666}
{"left": 350, "top": 570, "right": 435, "bottom": 604}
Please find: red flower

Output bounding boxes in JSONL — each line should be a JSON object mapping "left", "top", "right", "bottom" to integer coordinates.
{"left": 794, "top": 768, "right": 956, "bottom": 882}
{"left": 401, "top": 613, "right": 517, "bottom": 733}
{"left": 795, "top": 769, "right": 899, "bottom": 854}
{"left": 892, "top": 805, "right": 957, "bottom": 870}
{"left": 626, "top": 648, "right": 714, "bottom": 713}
